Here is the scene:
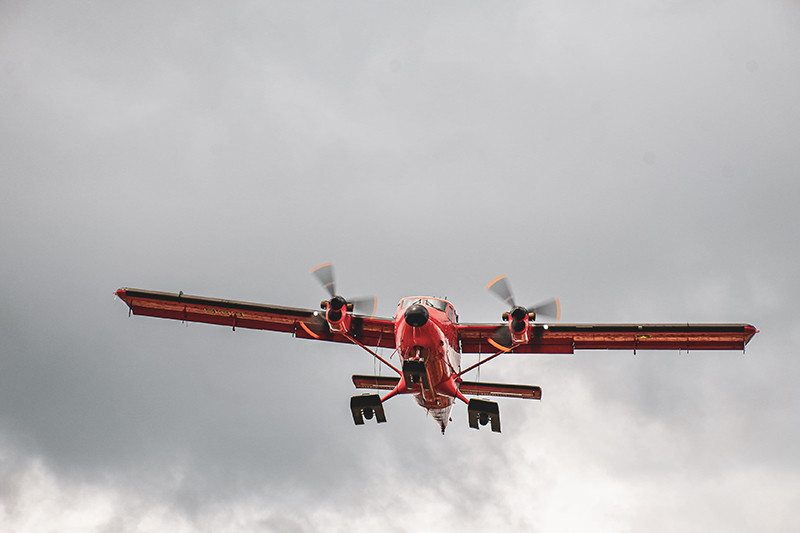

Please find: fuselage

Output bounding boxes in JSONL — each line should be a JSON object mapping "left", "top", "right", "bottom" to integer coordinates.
{"left": 392, "top": 297, "right": 466, "bottom": 432}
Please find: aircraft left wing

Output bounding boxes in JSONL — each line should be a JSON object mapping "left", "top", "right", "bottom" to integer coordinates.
{"left": 457, "top": 322, "right": 758, "bottom": 354}
{"left": 115, "top": 288, "right": 396, "bottom": 349}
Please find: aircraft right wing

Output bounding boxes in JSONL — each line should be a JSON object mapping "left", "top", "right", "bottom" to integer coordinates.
{"left": 457, "top": 322, "right": 758, "bottom": 354}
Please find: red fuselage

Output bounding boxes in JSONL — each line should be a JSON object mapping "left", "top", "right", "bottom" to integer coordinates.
{"left": 389, "top": 297, "right": 467, "bottom": 432}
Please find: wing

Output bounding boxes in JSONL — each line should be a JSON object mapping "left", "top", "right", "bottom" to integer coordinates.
{"left": 457, "top": 323, "right": 758, "bottom": 354}
{"left": 116, "top": 288, "right": 396, "bottom": 349}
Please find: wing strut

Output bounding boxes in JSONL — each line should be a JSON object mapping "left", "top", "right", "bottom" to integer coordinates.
{"left": 456, "top": 343, "right": 521, "bottom": 378}
{"left": 341, "top": 332, "right": 402, "bottom": 376}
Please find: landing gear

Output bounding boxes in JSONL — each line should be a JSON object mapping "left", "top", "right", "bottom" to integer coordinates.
{"left": 468, "top": 399, "right": 501, "bottom": 433}
{"left": 402, "top": 358, "right": 429, "bottom": 389}
{"left": 350, "top": 394, "right": 386, "bottom": 425}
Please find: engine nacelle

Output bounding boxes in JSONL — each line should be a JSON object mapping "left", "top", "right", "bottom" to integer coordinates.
{"left": 507, "top": 305, "right": 530, "bottom": 344}
{"left": 325, "top": 295, "right": 351, "bottom": 333}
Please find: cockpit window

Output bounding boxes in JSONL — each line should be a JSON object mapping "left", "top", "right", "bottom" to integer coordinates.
{"left": 428, "top": 299, "right": 447, "bottom": 312}
{"left": 399, "top": 298, "right": 449, "bottom": 312}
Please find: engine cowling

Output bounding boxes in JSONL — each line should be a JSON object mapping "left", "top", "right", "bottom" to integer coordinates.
{"left": 507, "top": 305, "right": 530, "bottom": 344}
{"left": 325, "top": 295, "right": 350, "bottom": 333}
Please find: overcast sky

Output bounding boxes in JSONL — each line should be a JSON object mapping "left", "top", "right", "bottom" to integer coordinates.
{"left": 1, "top": 1, "right": 799, "bottom": 531}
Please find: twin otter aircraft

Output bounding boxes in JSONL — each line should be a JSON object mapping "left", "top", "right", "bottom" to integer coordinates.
{"left": 116, "top": 263, "right": 757, "bottom": 434}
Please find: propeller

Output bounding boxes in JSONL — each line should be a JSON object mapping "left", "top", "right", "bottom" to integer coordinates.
{"left": 311, "top": 262, "right": 337, "bottom": 298}
{"left": 486, "top": 275, "right": 516, "bottom": 307}
{"left": 486, "top": 275, "right": 561, "bottom": 322}
{"left": 311, "top": 262, "right": 378, "bottom": 317}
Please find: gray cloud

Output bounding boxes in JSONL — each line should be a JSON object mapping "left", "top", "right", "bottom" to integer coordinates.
{"left": 1, "top": 0, "right": 799, "bottom": 531}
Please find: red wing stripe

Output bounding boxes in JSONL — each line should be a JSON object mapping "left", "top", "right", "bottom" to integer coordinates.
{"left": 299, "top": 321, "right": 321, "bottom": 339}
{"left": 487, "top": 337, "right": 513, "bottom": 352}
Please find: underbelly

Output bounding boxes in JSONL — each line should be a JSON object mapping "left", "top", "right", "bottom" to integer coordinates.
{"left": 414, "top": 393, "right": 454, "bottom": 411}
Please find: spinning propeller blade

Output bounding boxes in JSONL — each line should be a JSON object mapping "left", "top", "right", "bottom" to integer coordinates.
{"left": 311, "top": 262, "right": 336, "bottom": 298}
{"left": 486, "top": 275, "right": 516, "bottom": 307}
{"left": 349, "top": 295, "right": 379, "bottom": 318}
{"left": 310, "top": 263, "right": 378, "bottom": 318}
{"left": 530, "top": 298, "right": 561, "bottom": 321}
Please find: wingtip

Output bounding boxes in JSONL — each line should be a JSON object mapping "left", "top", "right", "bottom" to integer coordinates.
{"left": 744, "top": 325, "right": 759, "bottom": 339}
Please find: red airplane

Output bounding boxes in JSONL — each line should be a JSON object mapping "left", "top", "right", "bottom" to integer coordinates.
{"left": 115, "top": 263, "right": 757, "bottom": 434}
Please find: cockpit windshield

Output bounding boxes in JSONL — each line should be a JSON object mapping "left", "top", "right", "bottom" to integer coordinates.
{"left": 399, "top": 297, "right": 448, "bottom": 312}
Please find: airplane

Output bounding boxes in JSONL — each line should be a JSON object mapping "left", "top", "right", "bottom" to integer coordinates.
{"left": 115, "top": 263, "right": 758, "bottom": 434}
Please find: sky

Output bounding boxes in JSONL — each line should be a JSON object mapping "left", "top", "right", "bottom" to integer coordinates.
{"left": 1, "top": 0, "right": 799, "bottom": 531}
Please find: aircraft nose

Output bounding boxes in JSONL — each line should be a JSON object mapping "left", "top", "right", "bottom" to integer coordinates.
{"left": 404, "top": 304, "right": 429, "bottom": 327}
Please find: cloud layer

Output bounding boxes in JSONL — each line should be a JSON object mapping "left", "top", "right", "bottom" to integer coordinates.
{"left": 1, "top": 1, "right": 798, "bottom": 531}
